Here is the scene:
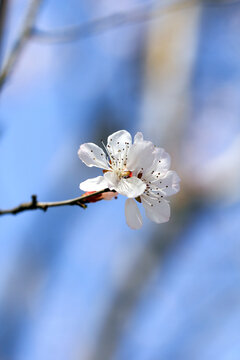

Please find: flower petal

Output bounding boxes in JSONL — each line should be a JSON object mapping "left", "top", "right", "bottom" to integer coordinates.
{"left": 116, "top": 177, "right": 146, "bottom": 198}
{"left": 125, "top": 198, "right": 143, "bottom": 230}
{"left": 107, "top": 130, "right": 132, "bottom": 150}
{"left": 127, "top": 140, "right": 155, "bottom": 173}
{"left": 144, "top": 147, "right": 171, "bottom": 178}
{"left": 141, "top": 195, "right": 170, "bottom": 223}
{"left": 134, "top": 132, "right": 144, "bottom": 143}
{"left": 103, "top": 171, "right": 119, "bottom": 189}
{"left": 154, "top": 147, "right": 171, "bottom": 171}
{"left": 104, "top": 172, "right": 146, "bottom": 198}
{"left": 106, "top": 130, "right": 132, "bottom": 165}
{"left": 80, "top": 176, "right": 109, "bottom": 191}
{"left": 78, "top": 143, "right": 109, "bottom": 169}
{"left": 151, "top": 170, "right": 180, "bottom": 196}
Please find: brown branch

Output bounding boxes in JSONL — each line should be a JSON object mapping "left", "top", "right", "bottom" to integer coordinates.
{"left": 0, "top": 0, "right": 43, "bottom": 92}
{"left": 0, "top": 189, "right": 114, "bottom": 216}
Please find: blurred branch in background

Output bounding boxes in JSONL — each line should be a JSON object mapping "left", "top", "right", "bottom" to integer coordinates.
{"left": 31, "top": 0, "right": 240, "bottom": 45}
{"left": 1, "top": 0, "right": 238, "bottom": 93}
{"left": 0, "top": 0, "right": 43, "bottom": 92}
{"left": 0, "top": 0, "right": 8, "bottom": 68}
{"left": 31, "top": 0, "right": 197, "bottom": 44}
{"left": 0, "top": 0, "right": 196, "bottom": 93}
{"left": 0, "top": 0, "right": 8, "bottom": 140}
{"left": 0, "top": 189, "right": 117, "bottom": 216}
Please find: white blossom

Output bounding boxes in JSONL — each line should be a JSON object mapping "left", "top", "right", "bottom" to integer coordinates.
{"left": 124, "top": 132, "right": 180, "bottom": 229}
{"left": 78, "top": 130, "right": 180, "bottom": 229}
{"left": 78, "top": 130, "right": 147, "bottom": 198}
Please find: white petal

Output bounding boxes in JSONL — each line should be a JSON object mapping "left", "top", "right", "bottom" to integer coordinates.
{"left": 151, "top": 170, "right": 180, "bottom": 196}
{"left": 154, "top": 147, "right": 171, "bottom": 172}
{"left": 80, "top": 176, "right": 109, "bottom": 191}
{"left": 145, "top": 147, "right": 171, "bottom": 177}
{"left": 106, "top": 130, "right": 132, "bottom": 165}
{"left": 103, "top": 171, "right": 119, "bottom": 189}
{"left": 141, "top": 196, "right": 170, "bottom": 223}
{"left": 134, "top": 132, "right": 144, "bottom": 143}
{"left": 78, "top": 143, "right": 109, "bottom": 169}
{"left": 116, "top": 177, "right": 146, "bottom": 198}
{"left": 127, "top": 140, "right": 155, "bottom": 173}
{"left": 107, "top": 130, "right": 132, "bottom": 149}
{"left": 125, "top": 198, "right": 143, "bottom": 230}
{"left": 104, "top": 172, "right": 146, "bottom": 198}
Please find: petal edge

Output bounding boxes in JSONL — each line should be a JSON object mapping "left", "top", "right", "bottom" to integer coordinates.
{"left": 78, "top": 143, "right": 109, "bottom": 169}
{"left": 80, "top": 176, "right": 109, "bottom": 191}
{"left": 125, "top": 198, "right": 143, "bottom": 229}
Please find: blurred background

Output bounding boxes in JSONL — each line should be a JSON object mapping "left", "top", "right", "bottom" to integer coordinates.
{"left": 0, "top": 0, "right": 240, "bottom": 359}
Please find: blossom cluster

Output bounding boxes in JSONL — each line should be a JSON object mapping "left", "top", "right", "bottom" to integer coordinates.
{"left": 78, "top": 130, "right": 180, "bottom": 229}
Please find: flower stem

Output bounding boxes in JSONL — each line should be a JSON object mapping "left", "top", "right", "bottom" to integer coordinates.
{"left": 0, "top": 189, "right": 112, "bottom": 216}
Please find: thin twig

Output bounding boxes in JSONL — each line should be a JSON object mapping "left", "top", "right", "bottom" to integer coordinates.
{"left": 0, "top": 0, "right": 43, "bottom": 92}
{"left": 0, "top": 189, "right": 114, "bottom": 216}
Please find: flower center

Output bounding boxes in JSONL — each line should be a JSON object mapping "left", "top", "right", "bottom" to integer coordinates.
{"left": 121, "top": 170, "right": 132, "bottom": 179}
{"left": 101, "top": 139, "right": 130, "bottom": 174}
